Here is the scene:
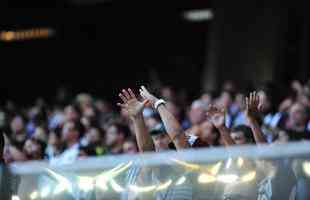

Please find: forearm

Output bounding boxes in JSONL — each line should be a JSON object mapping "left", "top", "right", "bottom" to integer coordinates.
{"left": 132, "top": 114, "right": 155, "bottom": 152}
{"left": 157, "top": 104, "right": 190, "bottom": 149}
{"left": 217, "top": 126, "right": 235, "bottom": 146}
{"left": 249, "top": 120, "right": 267, "bottom": 144}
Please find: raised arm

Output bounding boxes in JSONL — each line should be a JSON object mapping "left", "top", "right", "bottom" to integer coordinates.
{"left": 139, "top": 86, "right": 190, "bottom": 150}
{"left": 245, "top": 91, "right": 267, "bottom": 144}
{"left": 117, "top": 88, "right": 155, "bottom": 152}
{"left": 206, "top": 105, "right": 235, "bottom": 146}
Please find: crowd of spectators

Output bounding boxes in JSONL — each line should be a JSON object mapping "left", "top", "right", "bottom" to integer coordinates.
{"left": 1, "top": 79, "right": 310, "bottom": 166}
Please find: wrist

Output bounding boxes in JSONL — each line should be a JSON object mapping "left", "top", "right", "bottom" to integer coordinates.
{"left": 154, "top": 99, "right": 166, "bottom": 110}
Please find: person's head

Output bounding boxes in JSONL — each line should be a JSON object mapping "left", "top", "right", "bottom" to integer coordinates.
{"left": 288, "top": 102, "right": 309, "bottom": 127}
{"left": 95, "top": 99, "right": 112, "bottom": 113}
{"left": 217, "top": 91, "right": 233, "bottom": 109}
{"left": 105, "top": 123, "right": 130, "bottom": 147}
{"left": 150, "top": 124, "right": 171, "bottom": 151}
{"left": 10, "top": 115, "right": 24, "bottom": 133}
{"left": 200, "top": 91, "right": 215, "bottom": 105}
{"left": 48, "top": 127, "right": 62, "bottom": 147}
{"left": 62, "top": 121, "right": 82, "bottom": 145}
{"left": 76, "top": 93, "right": 93, "bottom": 112}
{"left": 222, "top": 80, "right": 236, "bottom": 94}
{"left": 231, "top": 125, "right": 255, "bottom": 145}
{"left": 23, "top": 138, "right": 46, "bottom": 160}
{"left": 78, "top": 145, "right": 96, "bottom": 159}
{"left": 189, "top": 100, "right": 207, "bottom": 126}
{"left": 123, "top": 139, "right": 138, "bottom": 154}
{"left": 64, "top": 105, "right": 80, "bottom": 122}
{"left": 199, "top": 121, "right": 220, "bottom": 146}
{"left": 160, "top": 86, "right": 176, "bottom": 102}
{"left": 88, "top": 127, "right": 103, "bottom": 145}
{"left": 32, "top": 127, "right": 48, "bottom": 142}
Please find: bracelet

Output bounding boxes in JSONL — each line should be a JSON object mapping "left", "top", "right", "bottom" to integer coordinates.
{"left": 154, "top": 99, "right": 166, "bottom": 110}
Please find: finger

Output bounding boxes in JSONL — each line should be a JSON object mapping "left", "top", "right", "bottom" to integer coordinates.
{"left": 205, "top": 112, "right": 212, "bottom": 121}
{"left": 255, "top": 92, "right": 260, "bottom": 106}
{"left": 249, "top": 92, "right": 253, "bottom": 105}
{"left": 245, "top": 97, "right": 249, "bottom": 110}
{"left": 258, "top": 103, "right": 263, "bottom": 112}
{"left": 128, "top": 88, "right": 136, "bottom": 99}
{"left": 117, "top": 103, "right": 126, "bottom": 108}
{"left": 119, "top": 93, "right": 127, "bottom": 103}
{"left": 141, "top": 85, "right": 148, "bottom": 93}
{"left": 253, "top": 91, "right": 257, "bottom": 105}
{"left": 142, "top": 99, "right": 150, "bottom": 106}
{"left": 122, "top": 89, "right": 131, "bottom": 99}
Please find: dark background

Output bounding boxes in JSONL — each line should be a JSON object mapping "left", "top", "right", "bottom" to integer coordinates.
{"left": 0, "top": 1, "right": 211, "bottom": 105}
{"left": 1, "top": 0, "right": 310, "bottom": 105}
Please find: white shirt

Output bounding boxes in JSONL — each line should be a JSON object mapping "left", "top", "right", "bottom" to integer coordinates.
{"left": 50, "top": 143, "right": 80, "bottom": 166}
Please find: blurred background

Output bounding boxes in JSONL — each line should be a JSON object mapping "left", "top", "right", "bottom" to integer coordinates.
{"left": 1, "top": 1, "right": 309, "bottom": 105}
{"left": 2, "top": 1, "right": 310, "bottom": 200}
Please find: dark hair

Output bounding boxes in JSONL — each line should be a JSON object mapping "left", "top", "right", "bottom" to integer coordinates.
{"left": 108, "top": 122, "right": 131, "bottom": 138}
{"left": 231, "top": 125, "right": 255, "bottom": 144}
{"left": 79, "top": 145, "right": 97, "bottom": 156}
{"left": 31, "top": 138, "right": 47, "bottom": 159}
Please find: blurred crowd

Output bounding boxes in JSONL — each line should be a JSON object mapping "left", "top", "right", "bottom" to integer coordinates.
{"left": 1, "top": 79, "right": 310, "bottom": 166}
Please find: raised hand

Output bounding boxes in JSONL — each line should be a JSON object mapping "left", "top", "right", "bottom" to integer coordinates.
{"left": 245, "top": 91, "right": 267, "bottom": 144}
{"left": 206, "top": 105, "right": 226, "bottom": 128}
{"left": 117, "top": 88, "right": 149, "bottom": 119}
{"left": 245, "top": 91, "right": 260, "bottom": 124}
{"left": 139, "top": 86, "right": 159, "bottom": 107}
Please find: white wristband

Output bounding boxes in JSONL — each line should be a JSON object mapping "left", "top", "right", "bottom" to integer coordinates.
{"left": 154, "top": 99, "right": 166, "bottom": 110}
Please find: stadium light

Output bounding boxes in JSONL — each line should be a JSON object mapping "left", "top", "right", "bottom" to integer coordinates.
{"left": 0, "top": 28, "right": 54, "bottom": 42}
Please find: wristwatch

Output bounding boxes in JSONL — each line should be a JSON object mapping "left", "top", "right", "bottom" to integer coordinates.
{"left": 154, "top": 99, "right": 166, "bottom": 110}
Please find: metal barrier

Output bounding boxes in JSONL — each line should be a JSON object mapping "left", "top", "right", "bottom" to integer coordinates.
{"left": 4, "top": 142, "right": 310, "bottom": 200}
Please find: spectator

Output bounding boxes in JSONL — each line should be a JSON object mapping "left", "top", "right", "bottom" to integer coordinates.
{"left": 122, "top": 138, "right": 138, "bottom": 154}
{"left": 23, "top": 138, "right": 46, "bottom": 160}
{"left": 50, "top": 121, "right": 82, "bottom": 166}
{"left": 149, "top": 123, "right": 174, "bottom": 151}
{"left": 105, "top": 122, "right": 130, "bottom": 154}
{"left": 230, "top": 125, "right": 255, "bottom": 145}
{"left": 45, "top": 128, "right": 62, "bottom": 159}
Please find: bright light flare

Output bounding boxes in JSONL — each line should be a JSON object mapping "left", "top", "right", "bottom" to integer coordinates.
{"left": 210, "top": 162, "right": 222, "bottom": 175}
{"left": 30, "top": 191, "right": 39, "bottom": 200}
{"left": 303, "top": 161, "right": 310, "bottom": 176}
{"left": 175, "top": 176, "right": 186, "bottom": 186}
{"left": 129, "top": 185, "right": 156, "bottom": 193}
{"left": 198, "top": 173, "right": 216, "bottom": 183}
{"left": 241, "top": 171, "right": 256, "bottom": 182}
{"left": 156, "top": 180, "right": 172, "bottom": 191}
{"left": 78, "top": 176, "right": 94, "bottom": 192}
{"left": 40, "top": 186, "right": 51, "bottom": 198}
{"left": 217, "top": 174, "right": 238, "bottom": 183}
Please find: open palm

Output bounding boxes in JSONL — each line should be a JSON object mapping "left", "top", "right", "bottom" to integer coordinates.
{"left": 117, "top": 88, "right": 149, "bottom": 118}
{"left": 245, "top": 91, "right": 260, "bottom": 123}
